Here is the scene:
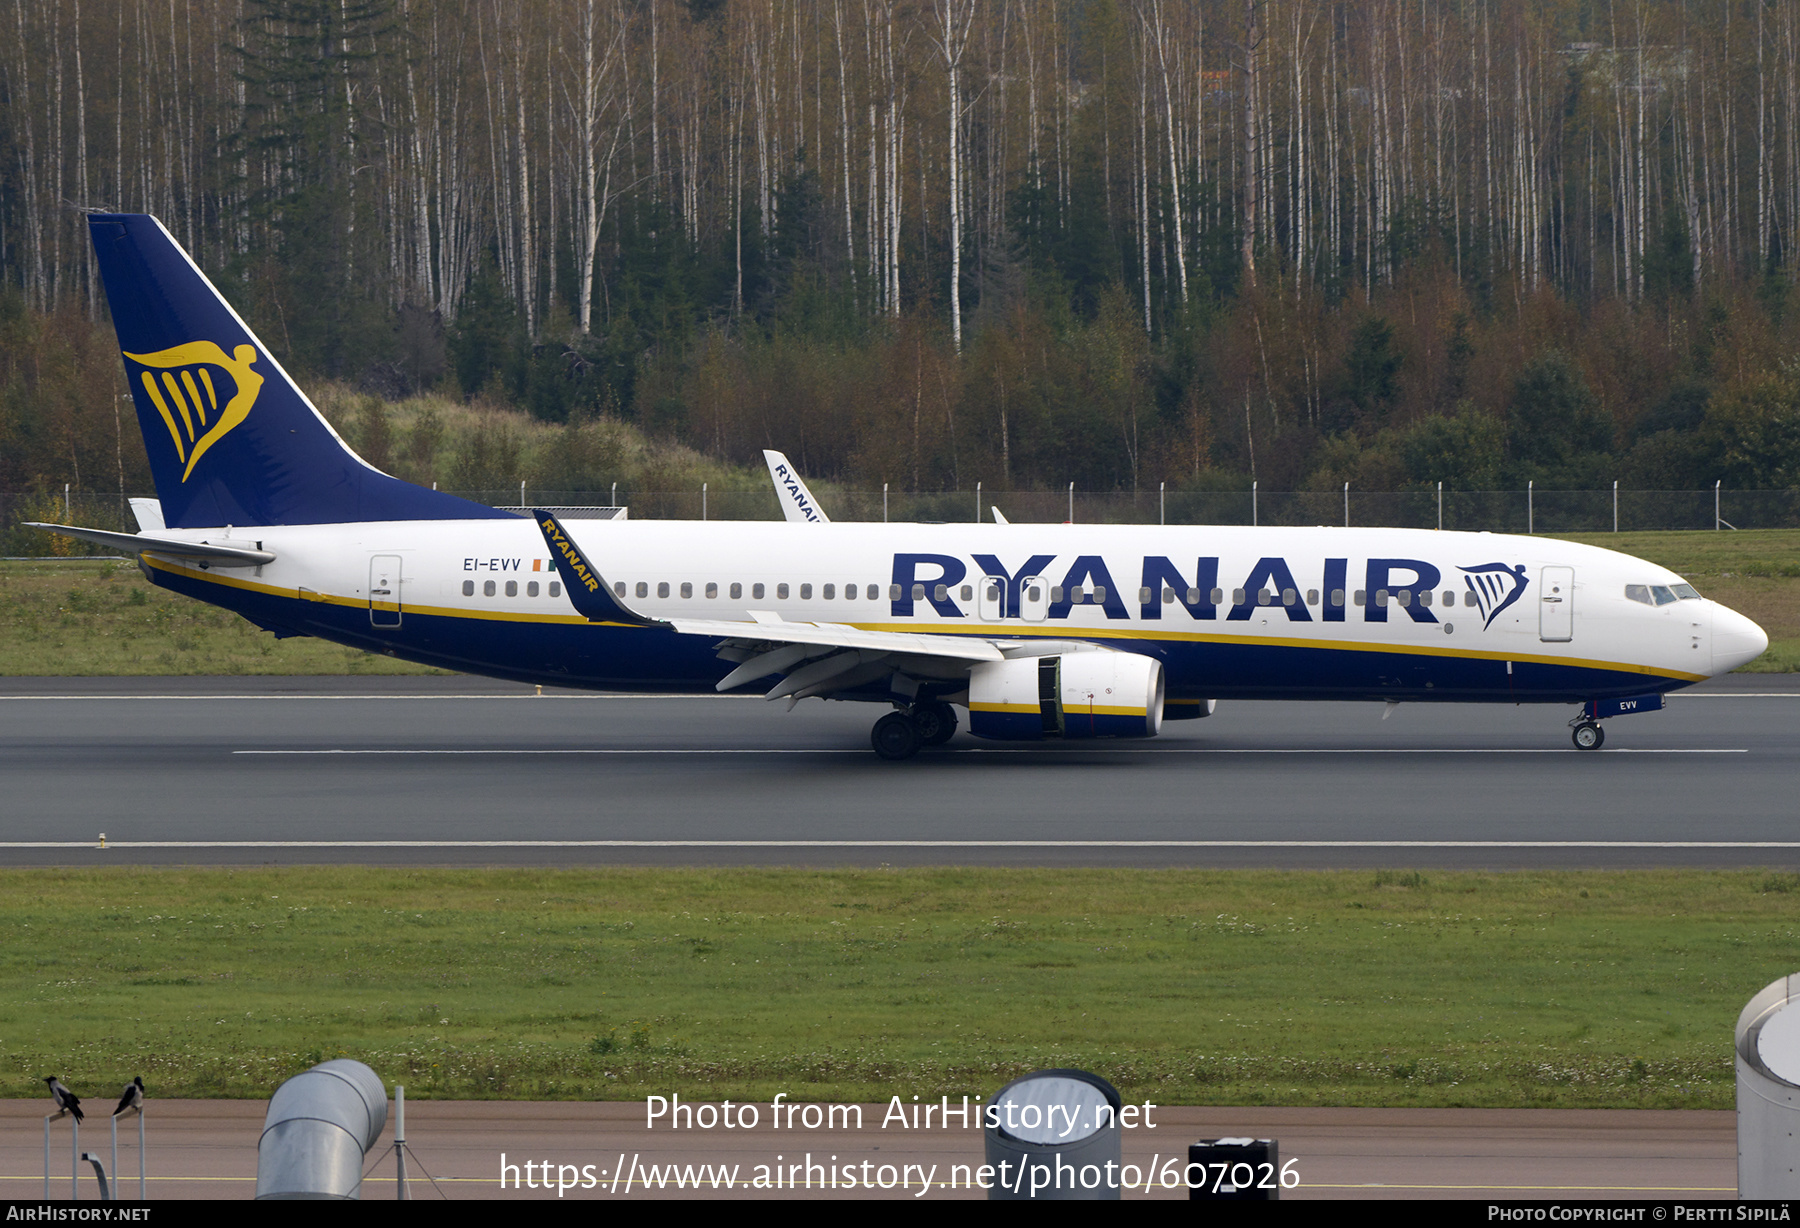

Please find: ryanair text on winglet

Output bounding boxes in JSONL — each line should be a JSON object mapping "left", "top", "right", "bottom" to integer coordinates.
{"left": 541, "top": 516, "right": 602, "bottom": 593}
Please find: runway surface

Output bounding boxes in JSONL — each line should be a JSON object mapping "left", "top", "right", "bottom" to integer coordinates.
{"left": 0, "top": 1099, "right": 1737, "bottom": 1201}
{"left": 3, "top": 674, "right": 1796, "bottom": 868}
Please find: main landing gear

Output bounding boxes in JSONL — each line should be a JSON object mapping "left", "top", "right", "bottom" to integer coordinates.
{"left": 871, "top": 701, "right": 958, "bottom": 761}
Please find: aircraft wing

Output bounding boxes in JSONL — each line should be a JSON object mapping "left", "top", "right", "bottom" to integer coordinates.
{"left": 533, "top": 507, "right": 1006, "bottom": 702}
{"left": 24, "top": 522, "right": 275, "bottom": 567}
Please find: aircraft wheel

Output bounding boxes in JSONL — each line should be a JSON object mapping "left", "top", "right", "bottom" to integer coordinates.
{"left": 912, "top": 701, "right": 958, "bottom": 746}
{"left": 1571, "top": 722, "right": 1604, "bottom": 751}
{"left": 872, "top": 712, "right": 922, "bottom": 760}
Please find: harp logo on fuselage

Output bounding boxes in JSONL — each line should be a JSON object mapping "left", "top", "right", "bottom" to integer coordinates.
{"left": 123, "top": 341, "right": 264, "bottom": 482}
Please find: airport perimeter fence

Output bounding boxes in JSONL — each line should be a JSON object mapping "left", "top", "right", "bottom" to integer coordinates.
{"left": 4, "top": 485, "right": 1798, "bottom": 557}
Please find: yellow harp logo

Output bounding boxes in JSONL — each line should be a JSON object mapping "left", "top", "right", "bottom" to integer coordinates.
{"left": 124, "top": 342, "right": 264, "bottom": 482}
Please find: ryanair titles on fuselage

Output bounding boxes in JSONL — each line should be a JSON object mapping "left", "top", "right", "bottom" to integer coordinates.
{"left": 885, "top": 551, "right": 1523, "bottom": 625}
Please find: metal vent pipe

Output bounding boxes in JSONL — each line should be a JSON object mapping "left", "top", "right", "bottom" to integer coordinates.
{"left": 256, "top": 1060, "right": 387, "bottom": 1200}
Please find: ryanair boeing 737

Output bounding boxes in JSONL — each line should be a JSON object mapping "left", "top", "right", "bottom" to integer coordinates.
{"left": 31, "top": 214, "right": 1768, "bottom": 758}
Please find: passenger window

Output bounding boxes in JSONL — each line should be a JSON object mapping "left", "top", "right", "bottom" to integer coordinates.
{"left": 1375, "top": 589, "right": 1389, "bottom": 607}
{"left": 1184, "top": 587, "right": 1199, "bottom": 604}
{"left": 1165, "top": 587, "right": 1177, "bottom": 604}
{"left": 823, "top": 584, "right": 835, "bottom": 599}
{"left": 889, "top": 584, "right": 900, "bottom": 600}
{"left": 1397, "top": 590, "right": 1411, "bottom": 607}
{"left": 1306, "top": 589, "right": 1319, "bottom": 605}
{"left": 800, "top": 584, "right": 812, "bottom": 599}
{"left": 731, "top": 582, "right": 743, "bottom": 599}
{"left": 777, "top": 583, "right": 790, "bottom": 600}
{"left": 1442, "top": 591, "right": 1455, "bottom": 606}
{"left": 462, "top": 580, "right": 474, "bottom": 596}
{"left": 1331, "top": 589, "right": 1344, "bottom": 606}
{"left": 1418, "top": 590, "right": 1431, "bottom": 607}
{"left": 869, "top": 585, "right": 881, "bottom": 600}
{"left": 657, "top": 582, "right": 670, "bottom": 598}
{"left": 680, "top": 582, "right": 693, "bottom": 599}
{"left": 484, "top": 580, "right": 496, "bottom": 597}
{"left": 1233, "top": 589, "right": 1245, "bottom": 605}
{"left": 1139, "top": 587, "right": 1152, "bottom": 604}
{"left": 1282, "top": 587, "right": 1297, "bottom": 605}
{"left": 1093, "top": 586, "right": 1107, "bottom": 603}
{"left": 614, "top": 581, "right": 626, "bottom": 597}
{"left": 505, "top": 580, "right": 518, "bottom": 597}
{"left": 1354, "top": 590, "right": 1366, "bottom": 606}
{"left": 528, "top": 581, "right": 539, "bottom": 597}
{"left": 549, "top": 581, "right": 562, "bottom": 598}
{"left": 912, "top": 583, "right": 925, "bottom": 600}
{"left": 934, "top": 584, "right": 949, "bottom": 602}
{"left": 705, "top": 582, "right": 718, "bottom": 599}
{"left": 959, "top": 584, "right": 973, "bottom": 602}
{"left": 635, "top": 582, "right": 648, "bottom": 598}
{"left": 1051, "top": 586, "right": 1064, "bottom": 603}
{"left": 752, "top": 583, "right": 765, "bottom": 599}
{"left": 1257, "top": 589, "right": 1272, "bottom": 606}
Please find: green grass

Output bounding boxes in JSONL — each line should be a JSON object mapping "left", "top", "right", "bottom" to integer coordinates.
{"left": 0, "top": 559, "right": 444, "bottom": 676}
{"left": 5, "top": 867, "right": 1794, "bottom": 1107}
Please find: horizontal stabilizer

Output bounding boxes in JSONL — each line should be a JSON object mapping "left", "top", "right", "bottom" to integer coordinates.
{"left": 25, "top": 522, "right": 275, "bottom": 567}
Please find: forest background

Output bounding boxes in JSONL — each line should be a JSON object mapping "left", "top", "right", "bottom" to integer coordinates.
{"left": 5, "top": 0, "right": 1800, "bottom": 518}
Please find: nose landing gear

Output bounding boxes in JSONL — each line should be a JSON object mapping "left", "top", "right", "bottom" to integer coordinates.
{"left": 871, "top": 701, "right": 959, "bottom": 760}
{"left": 1570, "top": 721, "right": 1605, "bottom": 750}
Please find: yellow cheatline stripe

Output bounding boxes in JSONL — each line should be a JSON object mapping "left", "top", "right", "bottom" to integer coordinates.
{"left": 968, "top": 702, "right": 1037, "bottom": 714}
{"left": 141, "top": 558, "right": 1706, "bottom": 682}
{"left": 139, "top": 371, "right": 186, "bottom": 462}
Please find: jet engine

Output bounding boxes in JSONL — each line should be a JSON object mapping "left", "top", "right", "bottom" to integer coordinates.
{"left": 967, "top": 651, "right": 1164, "bottom": 741}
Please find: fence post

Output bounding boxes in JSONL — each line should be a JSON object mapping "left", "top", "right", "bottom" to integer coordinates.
{"left": 702, "top": 482, "right": 707, "bottom": 521}
{"left": 1160, "top": 481, "right": 1165, "bottom": 526}
{"left": 1068, "top": 482, "right": 1074, "bottom": 524}
{"left": 975, "top": 481, "right": 981, "bottom": 523}
{"left": 1437, "top": 480, "right": 1443, "bottom": 531}
{"left": 1716, "top": 480, "right": 1721, "bottom": 530}
{"left": 883, "top": 483, "right": 889, "bottom": 523}
{"left": 1343, "top": 482, "right": 1349, "bottom": 527}
{"left": 611, "top": 481, "right": 617, "bottom": 507}
{"left": 1613, "top": 480, "right": 1619, "bottom": 532}
{"left": 1528, "top": 480, "right": 1534, "bottom": 534}
{"left": 65, "top": 483, "right": 70, "bottom": 522}
{"left": 1252, "top": 480, "right": 1258, "bottom": 527}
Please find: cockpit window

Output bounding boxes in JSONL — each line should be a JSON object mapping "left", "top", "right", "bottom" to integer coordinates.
{"left": 1627, "top": 583, "right": 1689, "bottom": 606}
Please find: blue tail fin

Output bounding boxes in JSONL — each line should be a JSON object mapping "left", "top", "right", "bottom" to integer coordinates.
{"left": 89, "top": 214, "right": 509, "bottom": 528}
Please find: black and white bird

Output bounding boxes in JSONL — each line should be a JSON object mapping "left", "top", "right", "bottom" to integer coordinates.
{"left": 44, "top": 1076, "right": 83, "bottom": 1122}
{"left": 113, "top": 1077, "right": 145, "bottom": 1117}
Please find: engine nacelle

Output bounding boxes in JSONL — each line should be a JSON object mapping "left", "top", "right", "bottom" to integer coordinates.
{"left": 967, "top": 651, "right": 1165, "bottom": 741}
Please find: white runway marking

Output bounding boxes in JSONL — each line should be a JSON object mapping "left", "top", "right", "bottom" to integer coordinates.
{"left": 231, "top": 746, "right": 1748, "bottom": 755}
{"left": 7, "top": 839, "right": 1800, "bottom": 849}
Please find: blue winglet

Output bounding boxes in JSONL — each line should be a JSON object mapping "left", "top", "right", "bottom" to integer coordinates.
{"left": 533, "top": 510, "right": 657, "bottom": 626}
